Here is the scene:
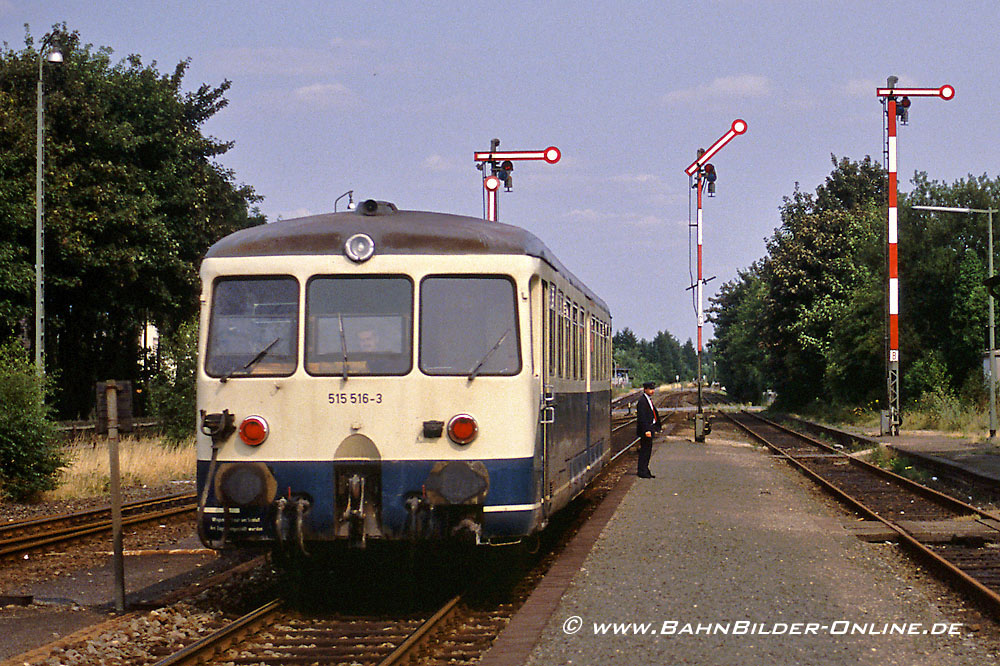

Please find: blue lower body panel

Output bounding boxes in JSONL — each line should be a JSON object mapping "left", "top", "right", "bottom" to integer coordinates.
{"left": 197, "top": 456, "right": 538, "bottom": 544}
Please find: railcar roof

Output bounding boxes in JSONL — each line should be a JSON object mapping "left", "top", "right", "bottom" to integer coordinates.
{"left": 204, "top": 209, "right": 609, "bottom": 313}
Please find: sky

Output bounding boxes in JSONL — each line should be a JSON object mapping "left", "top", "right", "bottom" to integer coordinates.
{"left": 7, "top": 1, "right": 999, "bottom": 342}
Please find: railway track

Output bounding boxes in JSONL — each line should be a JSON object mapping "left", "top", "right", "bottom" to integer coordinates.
{"left": 148, "top": 594, "right": 459, "bottom": 666}
{"left": 727, "top": 410, "right": 1000, "bottom": 615}
{"left": 0, "top": 492, "right": 197, "bottom": 559}
{"left": 777, "top": 414, "right": 1000, "bottom": 505}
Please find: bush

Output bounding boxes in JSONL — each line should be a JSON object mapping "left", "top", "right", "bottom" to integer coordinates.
{"left": 147, "top": 319, "right": 198, "bottom": 444}
{"left": 904, "top": 388, "right": 986, "bottom": 433}
{"left": 0, "top": 342, "right": 65, "bottom": 501}
{"left": 904, "top": 351, "right": 950, "bottom": 403}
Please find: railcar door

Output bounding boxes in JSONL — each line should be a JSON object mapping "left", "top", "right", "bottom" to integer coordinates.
{"left": 540, "top": 280, "right": 557, "bottom": 516}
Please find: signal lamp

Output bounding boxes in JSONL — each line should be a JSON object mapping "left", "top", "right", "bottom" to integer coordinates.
{"left": 703, "top": 163, "right": 717, "bottom": 183}
{"left": 239, "top": 415, "right": 269, "bottom": 446}
{"left": 896, "top": 96, "right": 911, "bottom": 124}
{"left": 447, "top": 413, "right": 478, "bottom": 445}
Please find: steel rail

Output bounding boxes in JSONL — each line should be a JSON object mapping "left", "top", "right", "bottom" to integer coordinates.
{"left": 0, "top": 491, "right": 197, "bottom": 536}
{"left": 149, "top": 594, "right": 462, "bottom": 666}
{"left": 782, "top": 415, "right": 1000, "bottom": 497}
{"left": 378, "top": 595, "right": 463, "bottom": 666}
{"left": 0, "top": 500, "right": 197, "bottom": 558}
{"left": 149, "top": 598, "right": 284, "bottom": 666}
{"left": 745, "top": 413, "right": 998, "bottom": 520}
{"left": 727, "top": 410, "right": 1000, "bottom": 615}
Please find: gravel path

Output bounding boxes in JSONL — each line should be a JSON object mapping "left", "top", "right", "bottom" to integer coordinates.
{"left": 524, "top": 431, "right": 1000, "bottom": 666}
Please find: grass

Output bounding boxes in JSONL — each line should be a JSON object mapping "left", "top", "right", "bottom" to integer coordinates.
{"left": 792, "top": 390, "right": 993, "bottom": 443}
{"left": 42, "top": 434, "right": 195, "bottom": 501}
{"left": 867, "top": 445, "right": 934, "bottom": 484}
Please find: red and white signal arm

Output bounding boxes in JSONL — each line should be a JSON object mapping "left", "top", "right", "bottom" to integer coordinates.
{"left": 876, "top": 84, "right": 954, "bottom": 100}
{"left": 685, "top": 119, "right": 747, "bottom": 176}
{"left": 474, "top": 146, "right": 561, "bottom": 164}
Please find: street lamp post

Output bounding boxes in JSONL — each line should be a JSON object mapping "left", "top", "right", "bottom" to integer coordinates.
{"left": 35, "top": 34, "right": 63, "bottom": 374}
{"left": 912, "top": 204, "right": 998, "bottom": 439}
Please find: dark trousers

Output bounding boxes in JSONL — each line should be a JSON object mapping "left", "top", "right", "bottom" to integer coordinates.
{"left": 637, "top": 435, "right": 652, "bottom": 475}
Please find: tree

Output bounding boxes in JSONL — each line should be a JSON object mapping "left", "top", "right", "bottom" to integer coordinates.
{"left": 711, "top": 157, "right": 886, "bottom": 408}
{"left": 147, "top": 317, "right": 198, "bottom": 443}
{"left": 708, "top": 265, "right": 769, "bottom": 402}
{"left": 0, "top": 341, "right": 64, "bottom": 500}
{"left": 710, "top": 156, "right": 1000, "bottom": 412}
{"left": 0, "top": 26, "right": 264, "bottom": 417}
{"left": 901, "top": 172, "right": 999, "bottom": 400}
{"left": 612, "top": 327, "right": 696, "bottom": 386}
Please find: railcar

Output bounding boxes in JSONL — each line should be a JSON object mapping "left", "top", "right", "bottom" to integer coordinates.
{"left": 196, "top": 200, "right": 612, "bottom": 554}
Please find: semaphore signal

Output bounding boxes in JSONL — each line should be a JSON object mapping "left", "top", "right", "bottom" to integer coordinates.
{"left": 876, "top": 76, "right": 954, "bottom": 436}
{"left": 474, "top": 140, "right": 561, "bottom": 222}
{"left": 684, "top": 118, "right": 747, "bottom": 442}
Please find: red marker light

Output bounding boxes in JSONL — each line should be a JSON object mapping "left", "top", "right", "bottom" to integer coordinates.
{"left": 239, "top": 416, "right": 269, "bottom": 446}
{"left": 447, "top": 414, "right": 478, "bottom": 445}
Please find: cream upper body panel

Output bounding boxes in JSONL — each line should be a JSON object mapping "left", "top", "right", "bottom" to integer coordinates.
{"left": 197, "top": 253, "right": 568, "bottom": 462}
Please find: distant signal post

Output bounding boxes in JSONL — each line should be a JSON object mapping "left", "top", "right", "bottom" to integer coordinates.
{"left": 684, "top": 119, "right": 748, "bottom": 442}
{"left": 876, "top": 78, "right": 954, "bottom": 436}
{"left": 474, "top": 140, "right": 560, "bottom": 222}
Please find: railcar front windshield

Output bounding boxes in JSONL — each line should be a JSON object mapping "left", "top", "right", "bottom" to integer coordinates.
{"left": 306, "top": 276, "right": 413, "bottom": 376}
{"left": 420, "top": 276, "right": 521, "bottom": 376}
{"left": 205, "top": 277, "right": 298, "bottom": 378}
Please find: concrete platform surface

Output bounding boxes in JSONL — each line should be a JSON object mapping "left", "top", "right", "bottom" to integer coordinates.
{"left": 522, "top": 433, "right": 996, "bottom": 666}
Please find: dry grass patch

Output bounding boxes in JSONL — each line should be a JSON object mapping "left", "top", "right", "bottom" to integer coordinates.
{"left": 43, "top": 434, "right": 195, "bottom": 501}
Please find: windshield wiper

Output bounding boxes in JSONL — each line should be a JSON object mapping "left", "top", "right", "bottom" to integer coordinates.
{"left": 220, "top": 337, "right": 280, "bottom": 383}
{"left": 339, "top": 313, "right": 349, "bottom": 381}
{"left": 468, "top": 327, "right": 511, "bottom": 380}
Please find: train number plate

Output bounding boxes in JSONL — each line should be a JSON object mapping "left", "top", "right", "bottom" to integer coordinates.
{"left": 328, "top": 392, "right": 383, "bottom": 405}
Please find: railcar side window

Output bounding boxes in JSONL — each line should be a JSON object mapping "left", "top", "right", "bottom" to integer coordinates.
{"left": 205, "top": 277, "right": 298, "bottom": 378}
{"left": 420, "top": 276, "right": 521, "bottom": 376}
{"left": 305, "top": 277, "right": 413, "bottom": 376}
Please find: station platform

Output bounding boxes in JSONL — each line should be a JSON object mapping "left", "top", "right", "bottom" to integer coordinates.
{"left": 885, "top": 431, "right": 1000, "bottom": 485}
{"left": 483, "top": 428, "right": 996, "bottom": 666}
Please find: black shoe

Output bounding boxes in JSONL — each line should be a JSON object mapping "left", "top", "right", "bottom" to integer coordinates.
{"left": 638, "top": 472, "right": 655, "bottom": 478}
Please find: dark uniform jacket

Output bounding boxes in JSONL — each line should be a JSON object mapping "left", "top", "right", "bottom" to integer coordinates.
{"left": 636, "top": 393, "right": 661, "bottom": 437}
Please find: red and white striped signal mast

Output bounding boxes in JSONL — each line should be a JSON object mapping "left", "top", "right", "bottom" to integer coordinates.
{"left": 474, "top": 139, "right": 561, "bottom": 222}
{"left": 684, "top": 119, "right": 747, "bottom": 441}
{"left": 876, "top": 77, "right": 954, "bottom": 436}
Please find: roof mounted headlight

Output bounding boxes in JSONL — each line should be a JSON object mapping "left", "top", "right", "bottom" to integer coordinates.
{"left": 345, "top": 233, "right": 375, "bottom": 262}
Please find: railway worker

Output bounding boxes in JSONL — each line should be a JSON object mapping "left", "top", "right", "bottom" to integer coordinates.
{"left": 635, "top": 381, "right": 661, "bottom": 478}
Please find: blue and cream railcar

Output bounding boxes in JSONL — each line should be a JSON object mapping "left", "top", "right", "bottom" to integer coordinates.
{"left": 196, "top": 200, "right": 612, "bottom": 551}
